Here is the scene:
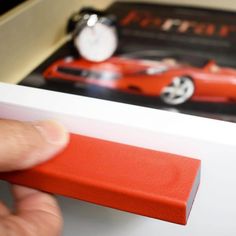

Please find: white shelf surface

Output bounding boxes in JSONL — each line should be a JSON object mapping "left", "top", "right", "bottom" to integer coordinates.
{"left": 1, "top": 82, "right": 236, "bottom": 235}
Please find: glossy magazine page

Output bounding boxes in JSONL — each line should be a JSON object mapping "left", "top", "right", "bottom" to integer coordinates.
{"left": 19, "top": 1, "right": 236, "bottom": 122}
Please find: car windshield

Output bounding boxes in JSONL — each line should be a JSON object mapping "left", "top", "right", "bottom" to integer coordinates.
{"left": 133, "top": 66, "right": 167, "bottom": 76}
{"left": 146, "top": 67, "right": 167, "bottom": 74}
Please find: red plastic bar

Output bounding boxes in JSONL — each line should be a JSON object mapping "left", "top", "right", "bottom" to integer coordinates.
{"left": 0, "top": 134, "right": 200, "bottom": 225}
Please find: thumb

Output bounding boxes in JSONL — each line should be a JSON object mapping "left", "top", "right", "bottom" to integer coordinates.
{"left": 0, "top": 119, "right": 69, "bottom": 172}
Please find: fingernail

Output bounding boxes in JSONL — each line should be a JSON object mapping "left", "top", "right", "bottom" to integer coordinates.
{"left": 33, "top": 120, "right": 69, "bottom": 146}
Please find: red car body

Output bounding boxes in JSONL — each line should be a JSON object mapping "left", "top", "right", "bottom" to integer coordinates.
{"left": 43, "top": 56, "right": 236, "bottom": 104}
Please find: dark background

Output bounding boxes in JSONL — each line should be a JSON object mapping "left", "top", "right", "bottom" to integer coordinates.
{"left": 0, "top": 0, "right": 26, "bottom": 15}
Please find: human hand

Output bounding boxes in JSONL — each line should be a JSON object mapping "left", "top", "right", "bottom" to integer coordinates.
{"left": 0, "top": 119, "right": 69, "bottom": 236}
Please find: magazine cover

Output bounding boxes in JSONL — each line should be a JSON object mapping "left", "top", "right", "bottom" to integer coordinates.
{"left": 19, "top": 1, "right": 236, "bottom": 122}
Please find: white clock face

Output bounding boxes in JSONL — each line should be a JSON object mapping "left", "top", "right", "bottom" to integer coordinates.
{"left": 74, "top": 22, "right": 118, "bottom": 62}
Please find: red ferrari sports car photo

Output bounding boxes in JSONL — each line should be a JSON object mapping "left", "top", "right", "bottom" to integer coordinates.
{"left": 43, "top": 56, "right": 236, "bottom": 105}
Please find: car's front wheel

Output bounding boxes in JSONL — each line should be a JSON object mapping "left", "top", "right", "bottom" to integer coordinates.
{"left": 160, "top": 76, "right": 194, "bottom": 105}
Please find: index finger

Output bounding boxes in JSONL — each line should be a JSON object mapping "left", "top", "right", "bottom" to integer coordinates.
{"left": 0, "top": 119, "right": 69, "bottom": 172}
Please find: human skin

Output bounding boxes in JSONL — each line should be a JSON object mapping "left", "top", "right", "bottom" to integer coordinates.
{"left": 0, "top": 119, "right": 69, "bottom": 236}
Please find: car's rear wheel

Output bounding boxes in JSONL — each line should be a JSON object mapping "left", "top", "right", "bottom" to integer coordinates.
{"left": 160, "top": 76, "right": 194, "bottom": 105}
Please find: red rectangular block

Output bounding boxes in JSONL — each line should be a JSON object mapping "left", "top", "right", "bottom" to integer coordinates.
{"left": 0, "top": 134, "right": 200, "bottom": 225}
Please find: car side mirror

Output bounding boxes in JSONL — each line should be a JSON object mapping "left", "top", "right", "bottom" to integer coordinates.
{"left": 204, "top": 60, "right": 220, "bottom": 73}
